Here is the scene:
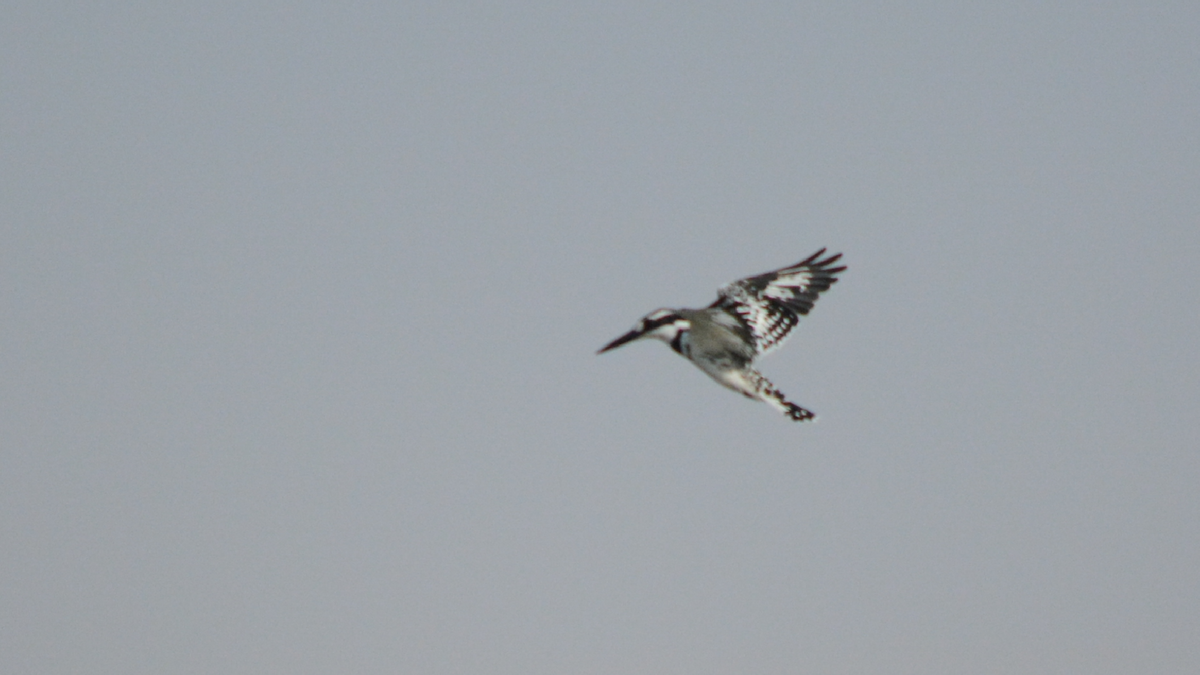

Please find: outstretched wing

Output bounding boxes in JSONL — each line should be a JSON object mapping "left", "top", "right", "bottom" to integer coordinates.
{"left": 709, "top": 249, "right": 846, "bottom": 356}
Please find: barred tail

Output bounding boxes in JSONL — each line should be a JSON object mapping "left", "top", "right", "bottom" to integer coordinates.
{"left": 745, "top": 368, "right": 817, "bottom": 422}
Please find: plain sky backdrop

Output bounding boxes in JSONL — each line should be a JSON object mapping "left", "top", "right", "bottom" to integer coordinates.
{"left": 3, "top": 2, "right": 1199, "bottom": 674}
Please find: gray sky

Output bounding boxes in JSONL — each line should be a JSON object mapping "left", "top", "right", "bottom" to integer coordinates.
{"left": 3, "top": 2, "right": 1199, "bottom": 674}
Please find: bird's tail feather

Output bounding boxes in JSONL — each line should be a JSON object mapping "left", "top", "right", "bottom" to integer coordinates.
{"left": 744, "top": 368, "right": 816, "bottom": 422}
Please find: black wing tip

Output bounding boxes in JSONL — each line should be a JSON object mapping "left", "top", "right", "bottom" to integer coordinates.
{"left": 793, "top": 248, "right": 845, "bottom": 271}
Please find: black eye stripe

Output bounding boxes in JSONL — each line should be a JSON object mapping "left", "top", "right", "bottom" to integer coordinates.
{"left": 643, "top": 314, "right": 681, "bottom": 331}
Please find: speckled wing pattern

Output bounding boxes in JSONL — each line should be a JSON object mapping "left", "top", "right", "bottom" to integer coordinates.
{"left": 709, "top": 249, "right": 846, "bottom": 357}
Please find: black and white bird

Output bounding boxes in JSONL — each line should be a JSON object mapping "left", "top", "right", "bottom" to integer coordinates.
{"left": 598, "top": 249, "right": 845, "bottom": 421}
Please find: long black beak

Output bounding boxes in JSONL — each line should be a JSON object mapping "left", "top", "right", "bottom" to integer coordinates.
{"left": 597, "top": 329, "right": 642, "bottom": 354}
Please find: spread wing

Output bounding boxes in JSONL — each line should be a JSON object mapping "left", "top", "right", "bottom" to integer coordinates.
{"left": 709, "top": 249, "right": 846, "bottom": 356}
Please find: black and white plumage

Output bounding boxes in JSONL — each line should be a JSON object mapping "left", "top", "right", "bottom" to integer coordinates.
{"left": 598, "top": 249, "right": 845, "bottom": 421}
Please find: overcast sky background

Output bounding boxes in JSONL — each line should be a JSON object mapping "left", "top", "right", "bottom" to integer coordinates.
{"left": 3, "top": 2, "right": 1199, "bottom": 674}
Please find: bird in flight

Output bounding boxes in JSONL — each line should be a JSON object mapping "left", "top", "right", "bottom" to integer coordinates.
{"left": 598, "top": 249, "right": 845, "bottom": 421}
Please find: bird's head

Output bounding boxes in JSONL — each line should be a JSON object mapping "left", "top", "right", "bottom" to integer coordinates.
{"left": 597, "top": 309, "right": 689, "bottom": 354}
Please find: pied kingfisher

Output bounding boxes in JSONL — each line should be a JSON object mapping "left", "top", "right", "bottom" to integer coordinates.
{"left": 598, "top": 249, "right": 845, "bottom": 422}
